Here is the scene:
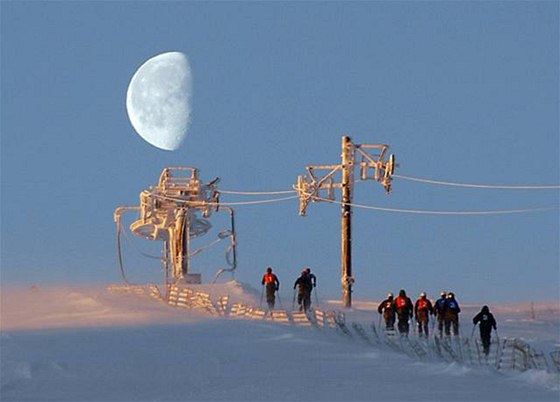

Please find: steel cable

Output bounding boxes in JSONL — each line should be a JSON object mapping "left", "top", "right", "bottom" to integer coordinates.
{"left": 311, "top": 195, "right": 558, "bottom": 216}
{"left": 393, "top": 174, "right": 560, "bottom": 190}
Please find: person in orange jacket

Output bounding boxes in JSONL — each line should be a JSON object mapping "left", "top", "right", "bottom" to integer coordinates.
{"left": 261, "top": 267, "right": 280, "bottom": 310}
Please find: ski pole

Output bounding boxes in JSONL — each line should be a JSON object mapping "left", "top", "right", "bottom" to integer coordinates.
{"left": 292, "top": 288, "right": 296, "bottom": 310}
{"left": 470, "top": 324, "right": 476, "bottom": 341}
{"left": 314, "top": 287, "right": 320, "bottom": 309}
{"left": 277, "top": 290, "right": 283, "bottom": 308}
{"left": 259, "top": 285, "right": 264, "bottom": 308}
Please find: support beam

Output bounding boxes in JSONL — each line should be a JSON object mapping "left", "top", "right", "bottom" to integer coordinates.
{"left": 341, "top": 136, "right": 354, "bottom": 308}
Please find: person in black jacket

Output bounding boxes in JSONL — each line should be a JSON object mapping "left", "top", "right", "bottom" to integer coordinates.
{"left": 293, "top": 269, "right": 313, "bottom": 312}
{"left": 377, "top": 292, "right": 396, "bottom": 331}
{"left": 305, "top": 268, "right": 317, "bottom": 301}
{"left": 473, "top": 305, "right": 497, "bottom": 355}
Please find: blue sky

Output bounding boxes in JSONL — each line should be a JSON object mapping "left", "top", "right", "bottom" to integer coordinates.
{"left": 1, "top": 1, "right": 558, "bottom": 303}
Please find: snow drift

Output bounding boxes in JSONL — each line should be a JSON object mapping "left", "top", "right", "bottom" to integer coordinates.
{"left": 1, "top": 283, "right": 558, "bottom": 401}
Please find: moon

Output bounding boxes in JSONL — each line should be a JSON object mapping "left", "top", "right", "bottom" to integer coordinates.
{"left": 126, "top": 52, "right": 192, "bottom": 151}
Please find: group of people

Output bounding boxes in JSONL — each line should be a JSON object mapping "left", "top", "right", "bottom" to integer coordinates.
{"left": 377, "top": 290, "right": 461, "bottom": 338}
{"left": 261, "top": 270, "right": 498, "bottom": 356}
{"left": 261, "top": 267, "right": 317, "bottom": 312}
{"left": 377, "top": 289, "right": 497, "bottom": 355}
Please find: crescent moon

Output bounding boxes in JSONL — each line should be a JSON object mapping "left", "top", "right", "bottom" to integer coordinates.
{"left": 126, "top": 52, "right": 192, "bottom": 151}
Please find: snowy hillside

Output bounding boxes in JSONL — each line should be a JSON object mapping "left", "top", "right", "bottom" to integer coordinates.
{"left": 1, "top": 283, "right": 559, "bottom": 402}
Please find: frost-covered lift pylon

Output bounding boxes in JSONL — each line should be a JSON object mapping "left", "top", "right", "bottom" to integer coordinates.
{"left": 114, "top": 167, "right": 237, "bottom": 285}
{"left": 294, "top": 136, "right": 395, "bottom": 308}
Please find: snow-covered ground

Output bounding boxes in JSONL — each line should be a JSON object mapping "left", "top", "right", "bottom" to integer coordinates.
{"left": 1, "top": 282, "right": 559, "bottom": 402}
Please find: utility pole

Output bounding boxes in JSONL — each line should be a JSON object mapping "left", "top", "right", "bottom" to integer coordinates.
{"left": 295, "top": 136, "right": 395, "bottom": 308}
{"left": 340, "top": 136, "right": 354, "bottom": 307}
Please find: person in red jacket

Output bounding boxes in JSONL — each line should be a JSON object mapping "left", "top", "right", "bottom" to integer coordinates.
{"left": 261, "top": 267, "right": 280, "bottom": 310}
{"left": 394, "top": 289, "right": 414, "bottom": 336}
{"left": 414, "top": 292, "right": 434, "bottom": 338}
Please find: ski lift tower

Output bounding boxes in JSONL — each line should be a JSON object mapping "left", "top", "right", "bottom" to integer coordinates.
{"left": 114, "top": 167, "right": 237, "bottom": 285}
{"left": 294, "top": 136, "right": 395, "bottom": 308}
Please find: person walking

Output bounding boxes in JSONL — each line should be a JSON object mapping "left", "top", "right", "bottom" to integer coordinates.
{"left": 261, "top": 267, "right": 280, "bottom": 310}
{"left": 443, "top": 292, "right": 461, "bottom": 336}
{"left": 434, "top": 291, "right": 447, "bottom": 337}
{"left": 305, "top": 268, "right": 317, "bottom": 296}
{"left": 305, "top": 268, "right": 317, "bottom": 288}
{"left": 414, "top": 292, "right": 434, "bottom": 338}
{"left": 377, "top": 292, "right": 396, "bottom": 331}
{"left": 473, "top": 305, "right": 497, "bottom": 356}
{"left": 293, "top": 269, "right": 313, "bottom": 312}
{"left": 394, "top": 289, "right": 414, "bottom": 336}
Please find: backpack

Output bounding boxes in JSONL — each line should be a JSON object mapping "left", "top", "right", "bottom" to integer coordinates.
{"left": 263, "top": 273, "right": 276, "bottom": 285}
{"left": 395, "top": 296, "right": 407, "bottom": 309}
{"left": 447, "top": 299, "right": 458, "bottom": 311}
{"left": 417, "top": 299, "right": 429, "bottom": 310}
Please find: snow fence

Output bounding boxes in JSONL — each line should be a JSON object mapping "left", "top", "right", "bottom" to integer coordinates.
{"left": 107, "top": 284, "right": 560, "bottom": 376}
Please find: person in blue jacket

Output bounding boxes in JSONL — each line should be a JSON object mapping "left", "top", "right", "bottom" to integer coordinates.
{"left": 443, "top": 292, "right": 461, "bottom": 336}
{"left": 434, "top": 291, "right": 447, "bottom": 337}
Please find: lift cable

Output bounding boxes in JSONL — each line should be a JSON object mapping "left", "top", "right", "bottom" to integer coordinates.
{"left": 148, "top": 191, "right": 299, "bottom": 206}
{"left": 219, "top": 189, "right": 295, "bottom": 195}
{"left": 219, "top": 175, "right": 560, "bottom": 197}
{"left": 149, "top": 188, "right": 557, "bottom": 215}
{"left": 218, "top": 195, "right": 300, "bottom": 206}
{"left": 393, "top": 174, "right": 560, "bottom": 190}
{"left": 115, "top": 220, "right": 133, "bottom": 285}
{"left": 311, "top": 195, "right": 558, "bottom": 216}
